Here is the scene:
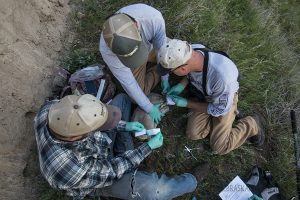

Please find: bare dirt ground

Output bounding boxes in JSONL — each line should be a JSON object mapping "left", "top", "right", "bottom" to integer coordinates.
{"left": 0, "top": 0, "right": 71, "bottom": 199}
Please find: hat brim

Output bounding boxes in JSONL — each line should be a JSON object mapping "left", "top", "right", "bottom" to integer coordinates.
{"left": 99, "top": 105, "right": 121, "bottom": 131}
{"left": 117, "top": 39, "right": 149, "bottom": 68}
{"left": 157, "top": 63, "right": 171, "bottom": 76}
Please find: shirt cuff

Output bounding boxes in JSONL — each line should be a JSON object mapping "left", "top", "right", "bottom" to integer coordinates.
{"left": 138, "top": 143, "right": 152, "bottom": 158}
{"left": 144, "top": 103, "right": 154, "bottom": 113}
{"left": 161, "top": 74, "right": 169, "bottom": 81}
{"left": 116, "top": 120, "right": 127, "bottom": 131}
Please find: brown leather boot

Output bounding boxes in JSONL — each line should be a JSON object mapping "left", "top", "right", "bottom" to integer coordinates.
{"left": 191, "top": 162, "right": 210, "bottom": 182}
{"left": 249, "top": 114, "right": 266, "bottom": 146}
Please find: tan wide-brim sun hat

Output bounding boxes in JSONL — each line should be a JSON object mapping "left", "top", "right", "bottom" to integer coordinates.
{"left": 48, "top": 94, "right": 121, "bottom": 137}
{"left": 102, "top": 13, "right": 149, "bottom": 68}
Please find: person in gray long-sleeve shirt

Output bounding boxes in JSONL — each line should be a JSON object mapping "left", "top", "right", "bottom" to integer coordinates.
{"left": 157, "top": 39, "right": 266, "bottom": 155}
{"left": 99, "top": 4, "right": 170, "bottom": 124}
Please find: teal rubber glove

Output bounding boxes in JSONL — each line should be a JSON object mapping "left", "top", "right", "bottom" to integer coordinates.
{"left": 161, "top": 79, "right": 171, "bottom": 94}
{"left": 147, "top": 132, "right": 163, "bottom": 149}
{"left": 171, "top": 95, "right": 188, "bottom": 107}
{"left": 149, "top": 104, "right": 164, "bottom": 124}
{"left": 248, "top": 195, "right": 263, "bottom": 200}
{"left": 167, "top": 83, "right": 185, "bottom": 95}
{"left": 125, "top": 122, "right": 145, "bottom": 132}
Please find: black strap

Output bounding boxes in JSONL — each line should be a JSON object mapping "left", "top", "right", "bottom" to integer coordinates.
{"left": 193, "top": 48, "right": 230, "bottom": 58}
{"left": 193, "top": 48, "right": 231, "bottom": 97}
{"left": 202, "top": 50, "right": 209, "bottom": 96}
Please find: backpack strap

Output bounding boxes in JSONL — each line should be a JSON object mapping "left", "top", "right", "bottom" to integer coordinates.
{"left": 193, "top": 48, "right": 210, "bottom": 96}
{"left": 193, "top": 48, "right": 230, "bottom": 58}
{"left": 193, "top": 48, "right": 231, "bottom": 97}
{"left": 202, "top": 50, "right": 209, "bottom": 96}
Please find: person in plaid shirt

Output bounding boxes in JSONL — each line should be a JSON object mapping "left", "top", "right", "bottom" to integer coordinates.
{"left": 34, "top": 93, "right": 209, "bottom": 200}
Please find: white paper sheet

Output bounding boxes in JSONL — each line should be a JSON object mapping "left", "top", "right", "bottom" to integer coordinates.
{"left": 135, "top": 128, "right": 160, "bottom": 137}
{"left": 135, "top": 130, "right": 146, "bottom": 137}
{"left": 146, "top": 128, "right": 161, "bottom": 136}
{"left": 219, "top": 176, "right": 253, "bottom": 200}
{"left": 166, "top": 96, "right": 175, "bottom": 105}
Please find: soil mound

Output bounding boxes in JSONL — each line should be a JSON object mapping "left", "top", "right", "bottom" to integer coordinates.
{"left": 0, "top": 0, "right": 71, "bottom": 199}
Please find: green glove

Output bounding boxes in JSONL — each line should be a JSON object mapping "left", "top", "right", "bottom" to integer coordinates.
{"left": 167, "top": 83, "right": 185, "bottom": 95}
{"left": 248, "top": 195, "right": 263, "bottom": 200}
{"left": 161, "top": 79, "right": 171, "bottom": 94}
{"left": 149, "top": 104, "right": 164, "bottom": 124}
{"left": 125, "top": 122, "right": 145, "bottom": 132}
{"left": 171, "top": 95, "right": 188, "bottom": 107}
{"left": 147, "top": 132, "right": 163, "bottom": 149}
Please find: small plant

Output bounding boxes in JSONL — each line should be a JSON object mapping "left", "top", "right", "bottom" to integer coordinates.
{"left": 63, "top": 48, "right": 98, "bottom": 73}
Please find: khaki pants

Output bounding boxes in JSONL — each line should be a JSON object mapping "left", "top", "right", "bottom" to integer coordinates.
{"left": 186, "top": 94, "right": 258, "bottom": 155}
{"left": 131, "top": 50, "right": 160, "bottom": 95}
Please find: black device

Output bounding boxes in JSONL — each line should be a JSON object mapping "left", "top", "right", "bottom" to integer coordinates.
{"left": 290, "top": 110, "right": 300, "bottom": 199}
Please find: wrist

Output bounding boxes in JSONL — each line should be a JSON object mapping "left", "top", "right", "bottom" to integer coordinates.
{"left": 161, "top": 74, "right": 169, "bottom": 81}
{"left": 146, "top": 142, "right": 153, "bottom": 150}
{"left": 145, "top": 103, "right": 154, "bottom": 113}
{"left": 149, "top": 104, "right": 157, "bottom": 113}
{"left": 147, "top": 141, "right": 155, "bottom": 150}
{"left": 117, "top": 120, "right": 127, "bottom": 131}
{"left": 178, "top": 83, "right": 185, "bottom": 90}
{"left": 182, "top": 98, "right": 188, "bottom": 107}
{"left": 180, "top": 77, "right": 189, "bottom": 87}
{"left": 139, "top": 143, "right": 152, "bottom": 157}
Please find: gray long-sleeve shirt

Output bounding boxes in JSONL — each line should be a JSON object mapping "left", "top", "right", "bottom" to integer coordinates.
{"left": 99, "top": 4, "right": 166, "bottom": 112}
{"left": 188, "top": 44, "right": 239, "bottom": 117}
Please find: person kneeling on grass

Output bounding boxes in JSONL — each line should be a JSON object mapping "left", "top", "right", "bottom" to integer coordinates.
{"left": 34, "top": 93, "right": 209, "bottom": 200}
{"left": 157, "top": 39, "right": 265, "bottom": 155}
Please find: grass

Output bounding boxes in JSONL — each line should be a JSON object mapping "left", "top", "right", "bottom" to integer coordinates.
{"left": 41, "top": 0, "right": 300, "bottom": 199}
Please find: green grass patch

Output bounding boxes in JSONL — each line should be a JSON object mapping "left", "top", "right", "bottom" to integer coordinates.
{"left": 42, "top": 0, "right": 300, "bottom": 199}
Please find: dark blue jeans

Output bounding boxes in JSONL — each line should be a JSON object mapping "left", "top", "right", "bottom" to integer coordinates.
{"left": 107, "top": 93, "right": 134, "bottom": 155}
{"left": 98, "top": 93, "right": 198, "bottom": 199}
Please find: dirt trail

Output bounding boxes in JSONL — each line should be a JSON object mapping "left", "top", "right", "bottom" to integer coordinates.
{"left": 0, "top": 0, "right": 71, "bottom": 199}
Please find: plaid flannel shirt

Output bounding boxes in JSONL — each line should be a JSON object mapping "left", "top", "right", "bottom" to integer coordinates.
{"left": 34, "top": 101, "right": 152, "bottom": 199}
